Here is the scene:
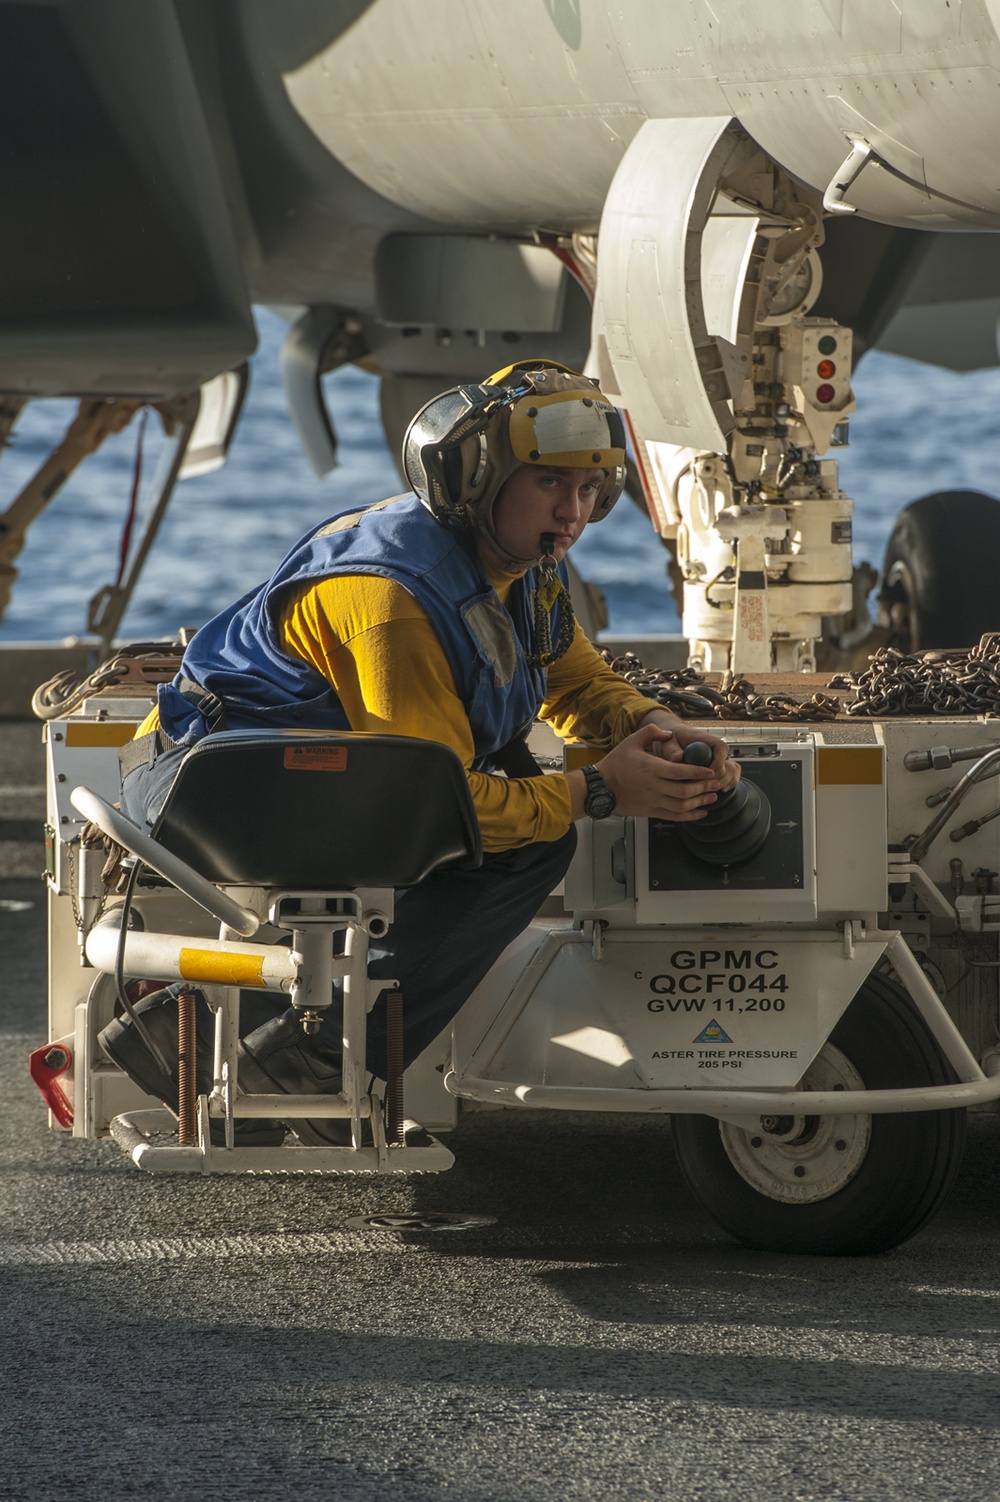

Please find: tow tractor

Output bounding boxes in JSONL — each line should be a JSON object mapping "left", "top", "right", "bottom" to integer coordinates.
{"left": 30, "top": 648, "right": 1000, "bottom": 1256}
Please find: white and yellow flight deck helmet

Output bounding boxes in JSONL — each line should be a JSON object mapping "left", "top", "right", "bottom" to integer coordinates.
{"left": 402, "top": 360, "right": 628, "bottom": 569}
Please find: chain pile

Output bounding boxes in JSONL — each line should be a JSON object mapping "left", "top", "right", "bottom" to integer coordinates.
{"left": 31, "top": 641, "right": 183, "bottom": 720}
{"left": 829, "top": 641, "right": 1000, "bottom": 717}
{"left": 601, "top": 651, "right": 842, "bottom": 721}
{"left": 604, "top": 637, "right": 1000, "bottom": 722}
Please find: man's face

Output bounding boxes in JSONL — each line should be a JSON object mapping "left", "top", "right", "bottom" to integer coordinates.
{"left": 486, "top": 464, "right": 605, "bottom": 569}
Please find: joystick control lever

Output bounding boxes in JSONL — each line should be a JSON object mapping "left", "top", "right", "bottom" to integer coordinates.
{"left": 676, "top": 742, "right": 771, "bottom": 866}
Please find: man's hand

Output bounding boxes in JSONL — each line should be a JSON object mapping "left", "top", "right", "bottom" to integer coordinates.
{"left": 567, "top": 713, "right": 739, "bottom": 823}
{"left": 638, "top": 710, "right": 740, "bottom": 794}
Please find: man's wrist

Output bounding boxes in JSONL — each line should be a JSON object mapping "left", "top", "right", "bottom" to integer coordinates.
{"left": 581, "top": 762, "right": 617, "bottom": 819}
{"left": 638, "top": 707, "right": 682, "bottom": 733}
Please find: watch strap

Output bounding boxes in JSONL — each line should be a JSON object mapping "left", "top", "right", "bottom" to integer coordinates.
{"left": 582, "top": 762, "right": 616, "bottom": 818}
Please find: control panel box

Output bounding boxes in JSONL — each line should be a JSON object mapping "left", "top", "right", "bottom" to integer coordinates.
{"left": 565, "top": 733, "right": 888, "bottom": 926}
{"left": 634, "top": 742, "right": 817, "bottom": 924}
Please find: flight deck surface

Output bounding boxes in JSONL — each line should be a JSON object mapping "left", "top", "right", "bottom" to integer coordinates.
{"left": 2, "top": 717, "right": 1000, "bottom": 1501}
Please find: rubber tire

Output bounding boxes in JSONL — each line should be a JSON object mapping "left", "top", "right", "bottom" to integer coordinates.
{"left": 671, "top": 969, "right": 966, "bottom": 1256}
{"left": 879, "top": 490, "right": 1000, "bottom": 650}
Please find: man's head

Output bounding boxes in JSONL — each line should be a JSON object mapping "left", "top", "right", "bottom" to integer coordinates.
{"left": 402, "top": 361, "right": 627, "bottom": 570}
{"left": 486, "top": 464, "right": 604, "bottom": 572}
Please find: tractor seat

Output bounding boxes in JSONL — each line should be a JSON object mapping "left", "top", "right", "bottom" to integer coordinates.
{"left": 149, "top": 730, "right": 482, "bottom": 889}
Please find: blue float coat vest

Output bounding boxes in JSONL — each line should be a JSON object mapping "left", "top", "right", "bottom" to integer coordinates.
{"left": 156, "top": 494, "right": 567, "bottom": 769}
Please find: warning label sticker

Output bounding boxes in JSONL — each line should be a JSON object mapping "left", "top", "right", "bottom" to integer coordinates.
{"left": 694, "top": 1020, "right": 732, "bottom": 1045}
{"left": 283, "top": 746, "right": 348, "bottom": 772}
{"left": 738, "top": 591, "right": 765, "bottom": 643}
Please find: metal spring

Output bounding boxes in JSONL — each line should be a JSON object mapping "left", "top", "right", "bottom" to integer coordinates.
{"left": 177, "top": 985, "right": 197, "bottom": 1147}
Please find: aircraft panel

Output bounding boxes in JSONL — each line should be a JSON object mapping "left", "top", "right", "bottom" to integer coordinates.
{"left": 279, "top": 0, "right": 645, "bottom": 227}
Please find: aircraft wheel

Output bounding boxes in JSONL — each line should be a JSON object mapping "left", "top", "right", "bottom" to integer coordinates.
{"left": 879, "top": 490, "right": 1000, "bottom": 650}
{"left": 670, "top": 970, "right": 966, "bottom": 1255}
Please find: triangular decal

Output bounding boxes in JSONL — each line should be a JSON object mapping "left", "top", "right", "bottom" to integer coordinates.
{"left": 694, "top": 1020, "right": 732, "bottom": 1044}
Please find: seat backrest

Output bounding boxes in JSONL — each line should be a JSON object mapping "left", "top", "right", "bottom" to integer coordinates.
{"left": 150, "top": 731, "right": 482, "bottom": 888}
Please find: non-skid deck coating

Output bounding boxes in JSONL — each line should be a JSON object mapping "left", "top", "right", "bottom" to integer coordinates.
{"left": 2, "top": 717, "right": 999, "bottom": 1502}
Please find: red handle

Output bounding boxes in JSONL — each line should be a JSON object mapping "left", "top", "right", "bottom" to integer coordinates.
{"left": 28, "top": 1043, "right": 74, "bottom": 1129}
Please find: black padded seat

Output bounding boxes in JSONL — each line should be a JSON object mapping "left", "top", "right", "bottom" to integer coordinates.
{"left": 150, "top": 731, "right": 482, "bottom": 888}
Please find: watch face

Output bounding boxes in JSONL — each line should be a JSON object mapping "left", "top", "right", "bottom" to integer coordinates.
{"left": 586, "top": 788, "right": 616, "bottom": 819}
{"left": 583, "top": 767, "right": 616, "bottom": 819}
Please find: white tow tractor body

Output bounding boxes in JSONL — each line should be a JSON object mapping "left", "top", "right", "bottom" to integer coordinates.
{"left": 35, "top": 677, "right": 1000, "bottom": 1254}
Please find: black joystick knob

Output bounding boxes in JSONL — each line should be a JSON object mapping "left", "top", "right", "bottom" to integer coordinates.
{"left": 681, "top": 740, "right": 714, "bottom": 769}
{"left": 677, "top": 741, "right": 771, "bottom": 866}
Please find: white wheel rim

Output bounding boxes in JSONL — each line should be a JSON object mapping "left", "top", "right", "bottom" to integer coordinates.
{"left": 883, "top": 558, "right": 919, "bottom": 649}
{"left": 718, "top": 1044, "right": 871, "bottom": 1205}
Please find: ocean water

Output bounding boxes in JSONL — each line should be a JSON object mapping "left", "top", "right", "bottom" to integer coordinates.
{"left": 2, "top": 307, "right": 999, "bottom": 643}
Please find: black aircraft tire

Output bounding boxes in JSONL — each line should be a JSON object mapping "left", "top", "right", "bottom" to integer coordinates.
{"left": 880, "top": 490, "right": 1000, "bottom": 650}
{"left": 670, "top": 970, "right": 966, "bottom": 1256}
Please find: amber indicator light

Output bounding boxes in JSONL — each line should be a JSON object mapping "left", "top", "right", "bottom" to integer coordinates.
{"left": 816, "top": 359, "right": 836, "bottom": 379}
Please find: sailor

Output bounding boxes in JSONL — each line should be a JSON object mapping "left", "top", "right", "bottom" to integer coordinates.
{"left": 102, "top": 360, "right": 739, "bottom": 1142}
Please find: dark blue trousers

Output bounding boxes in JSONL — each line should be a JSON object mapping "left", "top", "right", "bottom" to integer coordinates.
{"left": 121, "top": 747, "right": 576, "bottom": 1077}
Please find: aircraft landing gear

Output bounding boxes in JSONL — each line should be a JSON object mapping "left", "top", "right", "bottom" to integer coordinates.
{"left": 879, "top": 490, "right": 1000, "bottom": 651}
{"left": 670, "top": 969, "right": 966, "bottom": 1255}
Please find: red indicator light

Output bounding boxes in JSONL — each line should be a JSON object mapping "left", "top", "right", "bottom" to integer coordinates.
{"left": 816, "top": 384, "right": 836, "bottom": 404}
{"left": 817, "top": 359, "right": 836, "bottom": 379}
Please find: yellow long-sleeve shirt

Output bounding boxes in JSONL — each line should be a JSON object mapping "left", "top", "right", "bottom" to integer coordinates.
{"left": 139, "top": 562, "right": 655, "bottom": 851}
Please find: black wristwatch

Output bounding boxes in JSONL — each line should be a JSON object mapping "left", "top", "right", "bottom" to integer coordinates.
{"left": 582, "top": 763, "right": 617, "bottom": 820}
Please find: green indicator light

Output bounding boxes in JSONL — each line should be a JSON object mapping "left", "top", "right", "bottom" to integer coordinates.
{"left": 818, "top": 335, "right": 837, "bottom": 355}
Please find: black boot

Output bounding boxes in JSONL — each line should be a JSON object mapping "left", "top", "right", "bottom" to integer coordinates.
{"left": 238, "top": 1009, "right": 354, "bottom": 1146}
{"left": 99, "top": 986, "right": 287, "bottom": 1147}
